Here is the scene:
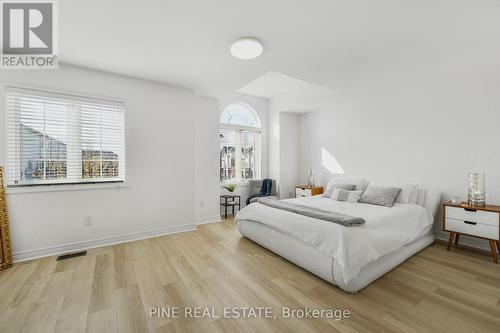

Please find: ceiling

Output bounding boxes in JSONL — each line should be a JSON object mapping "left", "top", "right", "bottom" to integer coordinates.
{"left": 238, "top": 71, "right": 334, "bottom": 99}
{"left": 238, "top": 71, "right": 337, "bottom": 111}
{"left": 59, "top": 0, "right": 500, "bottom": 99}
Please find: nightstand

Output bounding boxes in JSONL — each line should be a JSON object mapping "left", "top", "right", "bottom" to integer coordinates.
{"left": 443, "top": 202, "right": 500, "bottom": 263}
{"left": 295, "top": 185, "right": 323, "bottom": 198}
{"left": 220, "top": 195, "right": 241, "bottom": 219}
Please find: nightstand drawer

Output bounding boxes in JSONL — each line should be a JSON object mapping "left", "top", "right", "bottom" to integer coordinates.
{"left": 296, "top": 188, "right": 312, "bottom": 197}
{"left": 445, "top": 218, "right": 499, "bottom": 240}
{"left": 445, "top": 206, "right": 499, "bottom": 227}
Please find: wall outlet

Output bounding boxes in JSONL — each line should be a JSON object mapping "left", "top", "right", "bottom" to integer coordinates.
{"left": 84, "top": 217, "right": 93, "bottom": 226}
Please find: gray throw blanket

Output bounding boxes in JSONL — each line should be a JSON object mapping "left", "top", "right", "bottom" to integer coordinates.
{"left": 257, "top": 198, "right": 366, "bottom": 227}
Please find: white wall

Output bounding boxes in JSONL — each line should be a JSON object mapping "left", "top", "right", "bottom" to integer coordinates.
{"left": 0, "top": 64, "right": 197, "bottom": 261}
{"left": 279, "top": 113, "right": 300, "bottom": 199}
{"left": 296, "top": 68, "right": 500, "bottom": 248}
{"left": 268, "top": 93, "right": 312, "bottom": 198}
{"left": 195, "top": 96, "right": 221, "bottom": 224}
{"left": 299, "top": 73, "right": 500, "bottom": 203}
{"left": 268, "top": 102, "right": 280, "bottom": 190}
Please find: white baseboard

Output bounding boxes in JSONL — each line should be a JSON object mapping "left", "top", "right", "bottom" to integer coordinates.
{"left": 13, "top": 223, "right": 197, "bottom": 263}
{"left": 196, "top": 215, "right": 222, "bottom": 225}
{"left": 434, "top": 230, "right": 490, "bottom": 251}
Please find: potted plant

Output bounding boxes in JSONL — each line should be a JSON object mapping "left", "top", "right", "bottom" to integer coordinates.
{"left": 224, "top": 184, "right": 236, "bottom": 192}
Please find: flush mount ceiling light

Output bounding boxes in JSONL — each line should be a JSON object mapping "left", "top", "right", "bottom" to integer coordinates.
{"left": 230, "top": 37, "right": 263, "bottom": 60}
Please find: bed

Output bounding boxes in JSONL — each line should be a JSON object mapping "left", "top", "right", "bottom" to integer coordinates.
{"left": 235, "top": 188, "right": 441, "bottom": 293}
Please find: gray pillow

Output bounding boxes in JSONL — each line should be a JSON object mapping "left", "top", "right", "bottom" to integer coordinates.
{"left": 354, "top": 179, "right": 370, "bottom": 194}
{"left": 323, "top": 184, "right": 356, "bottom": 198}
{"left": 331, "top": 189, "right": 363, "bottom": 202}
{"left": 359, "top": 186, "right": 401, "bottom": 207}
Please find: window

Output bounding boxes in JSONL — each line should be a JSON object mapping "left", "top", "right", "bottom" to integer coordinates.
{"left": 6, "top": 87, "right": 125, "bottom": 187}
{"left": 220, "top": 103, "right": 261, "bottom": 183}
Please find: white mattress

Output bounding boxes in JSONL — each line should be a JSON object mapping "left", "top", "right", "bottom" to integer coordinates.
{"left": 237, "top": 218, "right": 435, "bottom": 293}
{"left": 236, "top": 196, "right": 435, "bottom": 284}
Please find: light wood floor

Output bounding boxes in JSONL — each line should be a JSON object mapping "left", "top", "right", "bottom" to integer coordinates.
{"left": 1, "top": 218, "right": 500, "bottom": 333}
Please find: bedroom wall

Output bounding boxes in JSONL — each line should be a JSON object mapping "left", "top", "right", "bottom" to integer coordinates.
{"left": 0, "top": 64, "right": 197, "bottom": 261}
{"left": 268, "top": 95, "right": 314, "bottom": 198}
{"left": 268, "top": 98, "right": 303, "bottom": 197}
{"left": 268, "top": 105, "right": 280, "bottom": 189}
{"left": 195, "top": 96, "right": 221, "bottom": 224}
{"left": 297, "top": 68, "right": 500, "bottom": 249}
{"left": 279, "top": 112, "right": 301, "bottom": 199}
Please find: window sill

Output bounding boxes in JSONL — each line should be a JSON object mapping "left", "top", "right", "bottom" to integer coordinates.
{"left": 6, "top": 182, "right": 131, "bottom": 194}
{"left": 220, "top": 181, "right": 249, "bottom": 188}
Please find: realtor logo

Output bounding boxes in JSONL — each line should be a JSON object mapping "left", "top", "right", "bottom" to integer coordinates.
{"left": 1, "top": 0, "right": 57, "bottom": 69}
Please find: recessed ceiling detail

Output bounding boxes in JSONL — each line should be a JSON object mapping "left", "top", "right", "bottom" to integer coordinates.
{"left": 237, "top": 71, "right": 336, "bottom": 112}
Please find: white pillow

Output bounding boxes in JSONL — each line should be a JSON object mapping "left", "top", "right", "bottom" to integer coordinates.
{"left": 409, "top": 187, "right": 419, "bottom": 204}
{"left": 395, "top": 184, "right": 419, "bottom": 204}
{"left": 354, "top": 179, "right": 370, "bottom": 193}
{"left": 330, "top": 189, "right": 363, "bottom": 202}
{"left": 416, "top": 188, "right": 427, "bottom": 206}
{"left": 324, "top": 178, "right": 367, "bottom": 197}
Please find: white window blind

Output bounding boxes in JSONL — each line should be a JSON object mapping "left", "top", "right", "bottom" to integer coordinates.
{"left": 220, "top": 127, "right": 260, "bottom": 182}
{"left": 6, "top": 87, "right": 125, "bottom": 187}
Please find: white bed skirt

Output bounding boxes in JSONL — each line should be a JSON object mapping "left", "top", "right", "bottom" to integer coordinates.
{"left": 237, "top": 218, "right": 435, "bottom": 293}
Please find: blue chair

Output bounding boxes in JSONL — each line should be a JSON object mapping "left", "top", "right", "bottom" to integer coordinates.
{"left": 246, "top": 179, "right": 277, "bottom": 205}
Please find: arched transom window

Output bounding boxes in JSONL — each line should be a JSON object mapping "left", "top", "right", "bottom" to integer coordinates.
{"left": 220, "top": 103, "right": 260, "bottom": 128}
{"left": 220, "top": 103, "right": 261, "bottom": 183}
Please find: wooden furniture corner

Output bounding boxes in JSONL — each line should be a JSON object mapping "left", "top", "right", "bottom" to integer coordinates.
{"left": 443, "top": 201, "right": 500, "bottom": 263}
{"left": 295, "top": 185, "right": 324, "bottom": 198}
{"left": 0, "top": 166, "right": 13, "bottom": 271}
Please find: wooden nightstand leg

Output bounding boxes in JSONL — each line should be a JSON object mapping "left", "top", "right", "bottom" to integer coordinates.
{"left": 454, "top": 233, "right": 460, "bottom": 245}
{"left": 496, "top": 240, "right": 500, "bottom": 254}
{"left": 447, "top": 232, "right": 455, "bottom": 251}
{"left": 488, "top": 240, "right": 498, "bottom": 264}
